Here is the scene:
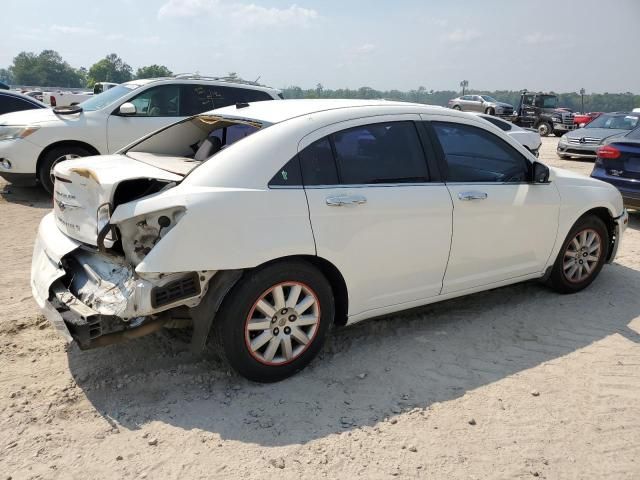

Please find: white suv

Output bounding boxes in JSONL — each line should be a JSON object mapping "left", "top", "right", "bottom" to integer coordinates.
{"left": 0, "top": 75, "right": 281, "bottom": 192}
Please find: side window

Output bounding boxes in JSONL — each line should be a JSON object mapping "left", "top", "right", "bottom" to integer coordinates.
{"left": 432, "top": 122, "right": 529, "bottom": 183}
{"left": 236, "top": 89, "right": 273, "bottom": 103}
{"left": 482, "top": 116, "right": 512, "bottom": 131}
{"left": 299, "top": 137, "right": 339, "bottom": 186}
{"left": 332, "top": 121, "right": 428, "bottom": 184}
{"left": 269, "top": 157, "right": 302, "bottom": 187}
{"left": 128, "top": 85, "right": 181, "bottom": 117}
{"left": 0, "top": 95, "right": 36, "bottom": 114}
{"left": 181, "top": 85, "right": 216, "bottom": 115}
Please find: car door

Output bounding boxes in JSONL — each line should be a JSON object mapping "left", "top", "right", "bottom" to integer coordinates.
{"left": 106, "top": 84, "right": 184, "bottom": 152}
{"left": 470, "top": 95, "right": 485, "bottom": 112}
{"left": 301, "top": 116, "right": 453, "bottom": 317}
{"left": 424, "top": 117, "right": 560, "bottom": 294}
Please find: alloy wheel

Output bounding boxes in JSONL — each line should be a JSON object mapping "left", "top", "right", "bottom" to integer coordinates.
{"left": 244, "top": 282, "right": 321, "bottom": 366}
{"left": 562, "top": 228, "right": 602, "bottom": 283}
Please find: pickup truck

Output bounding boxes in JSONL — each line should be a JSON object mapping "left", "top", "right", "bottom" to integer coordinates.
{"left": 43, "top": 82, "right": 118, "bottom": 107}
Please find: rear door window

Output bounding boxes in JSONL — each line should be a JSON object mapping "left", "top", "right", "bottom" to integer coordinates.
{"left": 332, "top": 122, "right": 429, "bottom": 184}
{"left": 181, "top": 85, "right": 274, "bottom": 115}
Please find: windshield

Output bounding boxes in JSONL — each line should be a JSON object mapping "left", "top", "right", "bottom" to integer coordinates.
{"left": 481, "top": 95, "right": 497, "bottom": 102}
{"left": 79, "top": 83, "right": 140, "bottom": 112}
{"left": 535, "top": 96, "right": 558, "bottom": 108}
{"left": 586, "top": 114, "right": 639, "bottom": 130}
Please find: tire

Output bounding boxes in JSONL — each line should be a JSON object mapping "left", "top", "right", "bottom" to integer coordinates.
{"left": 537, "top": 122, "right": 552, "bottom": 137}
{"left": 485, "top": 107, "right": 495, "bottom": 115}
{"left": 452, "top": 105, "right": 462, "bottom": 111}
{"left": 554, "top": 130, "right": 565, "bottom": 137}
{"left": 38, "top": 145, "right": 92, "bottom": 195}
{"left": 214, "top": 260, "right": 334, "bottom": 382}
{"left": 546, "top": 215, "right": 609, "bottom": 294}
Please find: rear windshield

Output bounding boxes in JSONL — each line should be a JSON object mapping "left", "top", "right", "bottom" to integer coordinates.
{"left": 586, "top": 114, "right": 639, "bottom": 130}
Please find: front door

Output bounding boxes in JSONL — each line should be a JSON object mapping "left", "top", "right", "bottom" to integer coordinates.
{"left": 426, "top": 118, "right": 560, "bottom": 293}
{"left": 300, "top": 116, "right": 453, "bottom": 317}
{"left": 107, "top": 84, "right": 184, "bottom": 152}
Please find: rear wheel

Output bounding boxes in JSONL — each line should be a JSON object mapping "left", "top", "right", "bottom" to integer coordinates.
{"left": 452, "top": 105, "right": 462, "bottom": 111}
{"left": 38, "top": 145, "right": 92, "bottom": 195}
{"left": 537, "top": 122, "right": 552, "bottom": 137}
{"left": 214, "top": 260, "right": 334, "bottom": 382}
{"left": 554, "top": 130, "right": 565, "bottom": 137}
{"left": 485, "top": 107, "right": 495, "bottom": 115}
{"left": 546, "top": 215, "right": 609, "bottom": 294}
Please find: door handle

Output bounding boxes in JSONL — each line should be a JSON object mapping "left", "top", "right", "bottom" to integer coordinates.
{"left": 458, "top": 191, "right": 488, "bottom": 201}
{"left": 325, "top": 194, "right": 367, "bottom": 207}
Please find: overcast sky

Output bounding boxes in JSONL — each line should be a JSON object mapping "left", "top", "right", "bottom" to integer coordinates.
{"left": 2, "top": 0, "right": 639, "bottom": 92}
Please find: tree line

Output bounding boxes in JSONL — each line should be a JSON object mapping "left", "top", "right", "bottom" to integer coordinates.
{"left": 0, "top": 50, "right": 638, "bottom": 112}
{"left": 0, "top": 50, "right": 172, "bottom": 89}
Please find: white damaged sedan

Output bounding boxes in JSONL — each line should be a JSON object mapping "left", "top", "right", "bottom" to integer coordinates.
{"left": 31, "top": 100, "right": 628, "bottom": 382}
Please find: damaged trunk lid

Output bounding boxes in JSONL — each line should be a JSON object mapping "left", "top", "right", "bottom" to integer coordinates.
{"left": 53, "top": 154, "right": 192, "bottom": 246}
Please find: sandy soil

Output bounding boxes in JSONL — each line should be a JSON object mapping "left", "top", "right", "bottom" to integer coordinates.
{"left": 1, "top": 137, "right": 639, "bottom": 479}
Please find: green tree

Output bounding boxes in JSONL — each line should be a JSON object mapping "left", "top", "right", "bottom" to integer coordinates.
{"left": 0, "top": 68, "right": 13, "bottom": 85}
{"left": 10, "top": 50, "right": 84, "bottom": 87}
{"left": 87, "top": 53, "right": 132, "bottom": 86}
{"left": 135, "top": 64, "right": 172, "bottom": 79}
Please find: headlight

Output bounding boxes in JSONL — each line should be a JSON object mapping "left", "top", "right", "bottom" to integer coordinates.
{"left": 0, "top": 125, "right": 40, "bottom": 141}
{"left": 560, "top": 135, "right": 568, "bottom": 143}
{"left": 97, "top": 203, "right": 116, "bottom": 242}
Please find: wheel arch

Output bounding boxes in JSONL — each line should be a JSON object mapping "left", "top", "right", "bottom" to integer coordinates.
{"left": 36, "top": 140, "right": 101, "bottom": 177}
{"left": 578, "top": 207, "right": 616, "bottom": 261}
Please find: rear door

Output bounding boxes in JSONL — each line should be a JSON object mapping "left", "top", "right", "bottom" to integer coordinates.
{"left": 301, "top": 116, "right": 453, "bottom": 317}
{"left": 107, "top": 84, "right": 184, "bottom": 152}
{"left": 424, "top": 117, "right": 560, "bottom": 293}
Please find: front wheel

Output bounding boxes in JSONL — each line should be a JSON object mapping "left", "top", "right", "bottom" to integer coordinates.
{"left": 214, "top": 260, "right": 334, "bottom": 382}
{"left": 38, "top": 145, "right": 91, "bottom": 195}
{"left": 452, "top": 105, "right": 462, "bottom": 111}
{"left": 546, "top": 215, "right": 609, "bottom": 294}
{"left": 485, "top": 107, "right": 495, "bottom": 115}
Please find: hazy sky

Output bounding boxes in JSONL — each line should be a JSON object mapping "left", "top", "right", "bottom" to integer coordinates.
{"left": 2, "top": 0, "right": 639, "bottom": 92}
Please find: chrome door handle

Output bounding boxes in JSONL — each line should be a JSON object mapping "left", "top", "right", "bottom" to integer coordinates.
{"left": 325, "top": 194, "right": 367, "bottom": 207}
{"left": 458, "top": 191, "right": 488, "bottom": 201}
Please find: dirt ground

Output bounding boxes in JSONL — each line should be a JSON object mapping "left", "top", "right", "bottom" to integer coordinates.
{"left": 1, "top": 137, "right": 639, "bottom": 480}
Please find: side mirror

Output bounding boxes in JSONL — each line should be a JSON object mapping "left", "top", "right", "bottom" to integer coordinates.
{"left": 118, "top": 102, "right": 136, "bottom": 116}
{"left": 532, "top": 162, "right": 550, "bottom": 184}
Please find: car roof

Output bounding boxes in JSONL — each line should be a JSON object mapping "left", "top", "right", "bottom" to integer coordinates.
{"left": 209, "top": 99, "right": 449, "bottom": 124}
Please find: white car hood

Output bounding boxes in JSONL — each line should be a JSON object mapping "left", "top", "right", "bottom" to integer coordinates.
{"left": 52, "top": 154, "right": 187, "bottom": 246}
{"left": 0, "top": 107, "right": 63, "bottom": 126}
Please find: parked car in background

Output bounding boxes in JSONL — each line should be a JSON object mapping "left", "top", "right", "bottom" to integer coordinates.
{"left": 23, "top": 90, "right": 44, "bottom": 103}
{"left": 512, "top": 91, "right": 575, "bottom": 137}
{"left": 557, "top": 112, "right": 640, "bottom": 160}
{"left": 471, "top": 112, "right": 541, "bottom": 156}
{"left": 0, "top": 89, "right": 47, "bottom": 116}
{"left": 448, "top": 95, "right": 514, "bottom": 116}
{"left": 0, "top": 75, "right": 281, "bottom": 193}
{"left": 42, "top": 89, "right": 93, "bottom": 107}
{"left": 573, "top": 112, "right": 603, "bottom": 128}
{"left": 31, "top": 99, "right": 627, "bottom": 382}
{"left": 591, "top": 125, "right": 640, "bottom": 209}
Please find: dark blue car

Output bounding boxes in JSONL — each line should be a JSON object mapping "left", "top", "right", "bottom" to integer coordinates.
{"left": 591, "top": 126, "right": 640, "bottom": 208}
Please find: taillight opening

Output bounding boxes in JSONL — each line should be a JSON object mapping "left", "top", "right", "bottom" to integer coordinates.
{"left": 597, "top": 145, "right": 621, "bottom": 160}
